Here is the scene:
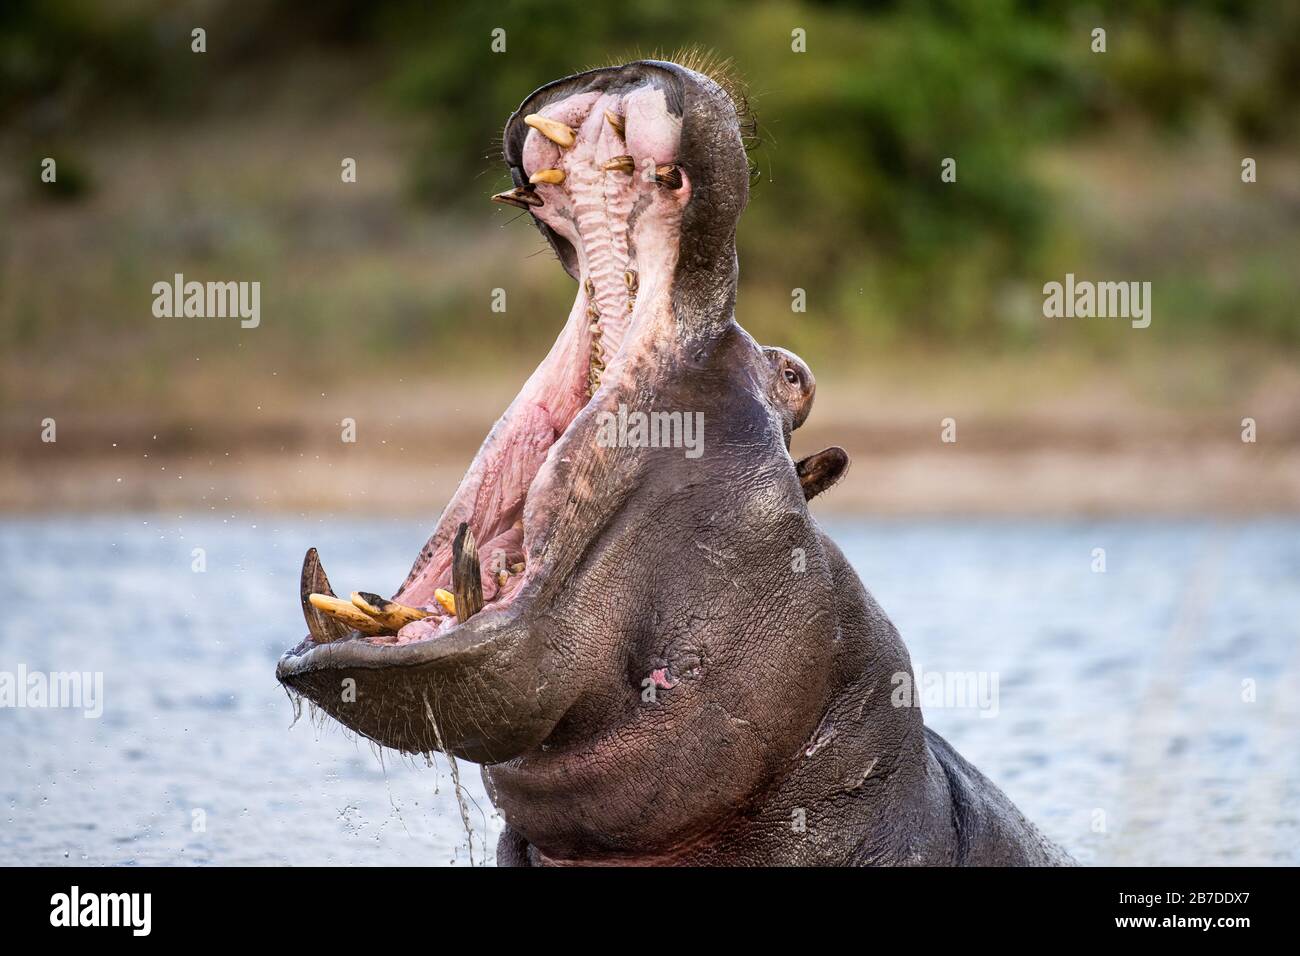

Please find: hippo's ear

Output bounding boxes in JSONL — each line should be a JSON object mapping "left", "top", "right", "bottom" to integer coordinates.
{"left": 796, "top": 446, "right": 850, "bottom": 501}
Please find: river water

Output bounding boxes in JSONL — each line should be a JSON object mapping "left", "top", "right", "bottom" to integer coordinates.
{"left": 2, "top": 515, "right": 1297, "bottom": 865}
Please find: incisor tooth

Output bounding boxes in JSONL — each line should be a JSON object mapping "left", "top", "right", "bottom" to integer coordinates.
{"left": 601, "top": 155, "right": 634, "bottom": 174}
{"left": 350, "top": 591, "right": 430, "bottom": 631}
{"left": 496, "top": 569, "right": 510, "bottom": 589}
{"left": 529, "top": 168, "right": 565, "bottom": 185}
{"left": 524, "top": 113, "right": 576, "bottom": 148}
{"left": 308, "top": 593, "right": 389, "bottom": 636}
{"left": 434, "top": 588, "right": 456, "bottom": 616}
{"left": 510, "top": 562, "right": 526, "bottom": 574}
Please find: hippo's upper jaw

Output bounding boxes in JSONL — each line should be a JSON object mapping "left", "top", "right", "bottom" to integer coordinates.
{"left": 277, "top": 61, "right": 761, "bottom": 765}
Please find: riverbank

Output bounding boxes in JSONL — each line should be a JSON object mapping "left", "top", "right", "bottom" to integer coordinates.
{"left": 5, "top": 349, "right": 1297, "bottom": 516}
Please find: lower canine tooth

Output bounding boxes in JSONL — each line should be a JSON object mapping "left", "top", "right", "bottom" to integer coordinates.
{"left": 308, "top": 593, "right": 390, "bottom": 636}
{"left": 300, "top": 548, "right": 350, "bottom": 644}
{"left": 451, "top": 523, "right": 484, "bottom": 624}
{"left": 350, "top": 591, "right": 430, "bottom": 630}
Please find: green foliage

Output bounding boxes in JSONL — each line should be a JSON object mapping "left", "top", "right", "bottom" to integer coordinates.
{"left": 2, "top": 0, "right": 1297, "bottom": 359}
{"left": 373, "top": 0, "right": 1299, "bottom": 345}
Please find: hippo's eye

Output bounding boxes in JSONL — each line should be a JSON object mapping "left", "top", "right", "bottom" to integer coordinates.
{"left": 783, "top": 367, "right": 801, "bottom": 387}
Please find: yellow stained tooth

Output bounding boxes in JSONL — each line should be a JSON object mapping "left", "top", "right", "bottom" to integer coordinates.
{"left": 524, "top": 113, "right": 576, "bottom": 148}
{"left": 601, "top": 155, "right": 634, "bottom": 174}
{"left": 510, "top": 562, "right": 526, "bottom": 574}
{"left": 496, "top": 569, "right": 510, "bottom": 589}
{"left": 529, "top": 168, "right": 565, "bottom": 185}
{"left": 350, "top": 591, "right": 430, "bottom": 630}
{"left": 433, "top": 588, "right": 456, "bottom": 616}
{"left": 308, "top": 593, "right": 390, "bottom": 636}
{"left": 604, "top": 110, "right": 625, "bottom": 137}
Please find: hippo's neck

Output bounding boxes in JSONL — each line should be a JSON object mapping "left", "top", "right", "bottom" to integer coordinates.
{"left": 685, "top": 532, "right": 953, "bottom": 865}
{"left": 496, "top": 531, "right": 952, "bottom": 867}
{"left": 675, "top": 536, "right": 951, "bottom": 866}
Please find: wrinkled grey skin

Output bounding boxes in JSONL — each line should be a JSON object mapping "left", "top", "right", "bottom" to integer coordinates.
{"left": 278, "top": 60, "right": 1071, "bottom": 866}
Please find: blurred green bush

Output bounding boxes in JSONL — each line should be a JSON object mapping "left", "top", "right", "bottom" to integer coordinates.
{"left": 3, "top": 0, "right": 1298, "bottom": 367}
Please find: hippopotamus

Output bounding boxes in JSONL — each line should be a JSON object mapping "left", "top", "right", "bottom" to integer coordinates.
{"left": 276, "top": 59, "right": 1071, "bottom": 866}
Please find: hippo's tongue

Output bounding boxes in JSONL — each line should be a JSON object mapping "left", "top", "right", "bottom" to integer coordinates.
{"left": 303, "top": 74, "right": 690, "bottom": 645}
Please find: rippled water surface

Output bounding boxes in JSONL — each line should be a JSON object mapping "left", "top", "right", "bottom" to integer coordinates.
{"left": 2, "top": 516, "right": 1297, "bottom": 865}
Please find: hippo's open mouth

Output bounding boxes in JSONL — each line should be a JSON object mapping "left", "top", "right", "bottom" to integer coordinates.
{"left": 278, "top": 62, "right": 698, "bottom": 688}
